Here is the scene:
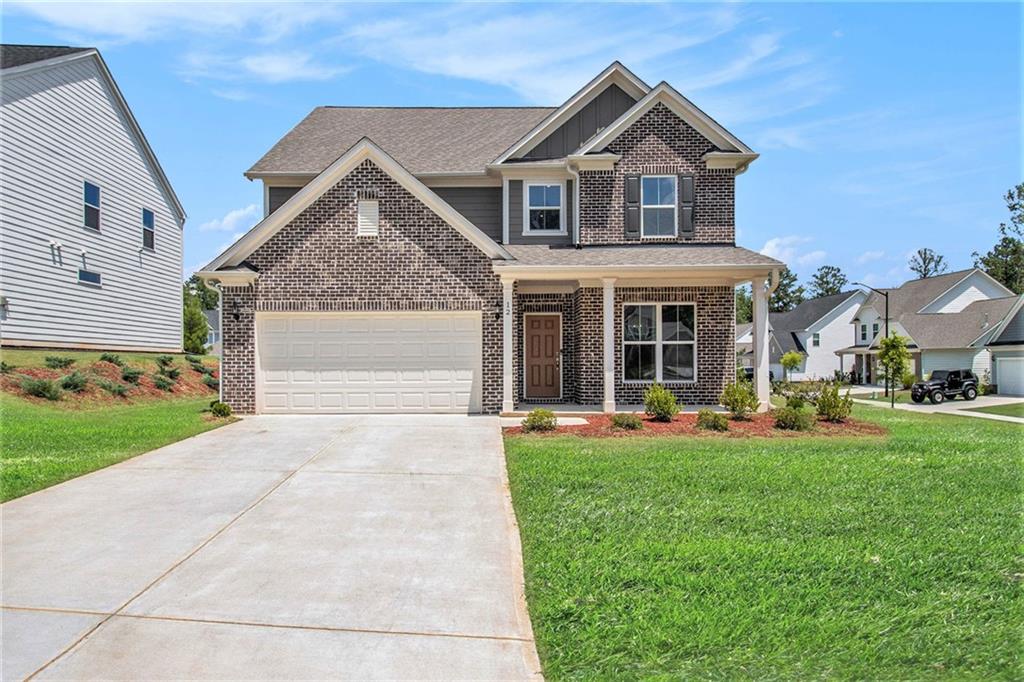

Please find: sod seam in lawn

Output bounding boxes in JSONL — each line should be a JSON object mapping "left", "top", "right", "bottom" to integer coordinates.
{"left": 1, "top": 394, "right": 232, "bottom": 502}
{"left": 505, "top": 404, "right": 1023, "bottom": 679}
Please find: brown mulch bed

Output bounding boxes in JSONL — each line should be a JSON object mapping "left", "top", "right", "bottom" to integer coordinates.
{"left": 1, "top": 358, "right": 219, "bottom": 407}
{"left": 504, "top": 411, "right": 888, "bottom": 438}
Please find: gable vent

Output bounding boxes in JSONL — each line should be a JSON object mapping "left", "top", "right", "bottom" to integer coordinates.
{"left": 357, "top": 200, "right": 379, "bottom": 237}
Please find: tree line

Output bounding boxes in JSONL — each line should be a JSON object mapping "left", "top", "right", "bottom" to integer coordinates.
{"left": 737, "top": 183, "right": 1024, "bottom": 322}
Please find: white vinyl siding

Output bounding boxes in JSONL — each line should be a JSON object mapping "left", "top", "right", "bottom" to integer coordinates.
{"left": 0, "top": 56, "right": 182, "bottom": 350}
{"left": 920, "top": 349, "right": 990, "bottom": 380}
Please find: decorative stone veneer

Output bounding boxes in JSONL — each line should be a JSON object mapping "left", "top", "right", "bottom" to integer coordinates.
{"left": 219, "top": 158, "right": 503, "bottom": 414}
{"left": 579, "top": 102, "right": 735, "bottom": 245}
{"left": 514, "top": 291, "right": 576, "bottom": 404}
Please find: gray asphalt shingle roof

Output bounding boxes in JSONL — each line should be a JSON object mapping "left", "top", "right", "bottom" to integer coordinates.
{"left": 247, "top": 107, "right": 556, "bottom": 176}
{"left": 894, "top": 297, "right": 1016, "bottom": 350}
{"left": 1, "top": 44, "right": 92, "bottom": 69}
{"left": 498, "top": 244, "right": 783, "bottom": 268}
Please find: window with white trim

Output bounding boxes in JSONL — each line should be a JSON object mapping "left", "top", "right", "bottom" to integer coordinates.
{"left": 640, "top": 175, "right": 677, "bottom": 237}
{"left": 812, "top": 332, "right": 820, "bottom": 347}
{"left": 142, "top": 208, "right": 155, "bottom": 250}
{"left": 524, "top": 182, "right": 563, "bottom": 233}
{"left": 623, "top": 303, "right": 696, "bottom": 382}
{"left": 860, "top": 324, "right": 867, "bottom": 342}
{"left": 872, "top": 322, "right": 880, "bottom": 338}
{"left": 357, "top": 200, "right": 379, "bottom": 236}
{"left": 78, "top": 269, "right": 101, "bottom": 286}
{"left": 83, "top": 181, "right": 101, "bottom": 230}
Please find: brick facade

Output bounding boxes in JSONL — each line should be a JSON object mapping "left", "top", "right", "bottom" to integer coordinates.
{"left": 514, "top": 291, "right": 576, "bottom": 404}
{"left": 578, "top": 102, "right": 735, "bottom": 245}
{"left": 220, "top": 159, "right": 503, "bottom": 414}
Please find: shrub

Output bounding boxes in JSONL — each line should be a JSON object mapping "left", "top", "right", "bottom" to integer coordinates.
{"left": 786, "top": 394, "right": 807, "bottom": 410}
{"left": 159, "top": 366, "right": 181, "bottom": 380}
{"left": 153, "top": 374, "right": 174, "bottom": 391}
{"left": 121, "top": 367, "right": 143, "bottom": 384}
{"left": 901, "top": 372, "right": 916, "bottom": 390}
{"left": 44, "top": 355, "right": 74, "bottom": 369}
{"left": 979, "top": 370, "right": 995, "bottom": 395}
{"left": 775, "top": 380, "right": 826, "bottom": 406}
{"left": 21, "top": 377, "right": 61, "bottom": 401}
{"left": 96, "top": 379, "right": 129, "bottom": 397}
{"left": 185, "top": 355, "right": 203, "bottom": 364}
{"left": 210, "top": 401, "right": 232, "bottom": 418}
{"left": 643, "top": 383, "right": 680, "bottom": 422}
{"left": 202, "top": 374, "right": 219, "bottom": 390}
{"left": 99, "top": 352, "right": 124, "bottom": 366}
{"left": 696, "top": 408, "right": 729, "bottom": 432}
{"left": 774, "top": 406, "right": 814, "bottom": 431}
{"left": 155, "top": 355, "right": 175, "bottom": 368}
{"left": 611, "top": 413, "right": 643, "bottom": 430}
{"left": 816, "top": 384, "right": 853, "bottom": 423}
{"left": 0, "top": 361, "right": 14, "bottom": 374}
{"left": 521, "top": 408, "right": 557, "bottom": 432}
{"left": 720, "top": 381, "right": 759, "bottom": 420}
{"left": 60, "top": 371, "right": 88, "bottom": 393}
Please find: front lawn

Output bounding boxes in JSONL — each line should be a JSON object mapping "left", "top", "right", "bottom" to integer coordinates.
{"left": 1, "top": 394, "right": 232, "bottom": 502}
{"left": 505, "top": 405, "right": 1022, "bottom": 679}
{"left": 859, "top": 388, "right": 913, "bottom": 403}
{"left": 965, "top": 401, "right": 1024, "bottom": 418}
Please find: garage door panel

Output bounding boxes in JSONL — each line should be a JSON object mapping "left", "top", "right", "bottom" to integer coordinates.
{"left": 998, "top": 358, "right": 1024, "bottom": 396}
{"left": 258, "top": 312, "right": 482, "bottom": 413}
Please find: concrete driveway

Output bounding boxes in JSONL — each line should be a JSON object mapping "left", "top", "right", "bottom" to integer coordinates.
{"left": 851, "top": 393, "right": 1024, "bottom": 424}
{"left": 2, "top": 415, "right": 541, "bottom": 680}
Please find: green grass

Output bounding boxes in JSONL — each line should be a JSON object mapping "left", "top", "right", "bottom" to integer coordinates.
{"left": 860, "top": 388, "right": 913, "bottom": 403}
{"left": 965, "top": 401, "right": 1024, "bottom": 418}
{"left": 1, "top": 348, "right": 215, "bottom": 371}
{"left": 505, "top": 405, "right": 1023, "bottom": 680}
{"left": 1, "top": 394, "right": 231, "bottom": 502}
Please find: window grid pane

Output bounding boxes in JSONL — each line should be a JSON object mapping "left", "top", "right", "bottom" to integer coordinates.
{"left": 84, "top": 205, "right": 100, "bottom": 230}
{"left": 662, "top": 344, "right": 695, "bottom": 381}
{"left": 84, "top": 182, "right": 100, "bottom": 207}
{"left": 528, "top": 209, "right": 560, "bottom": 231}
{"left": 624, "top": 305, "right": 656, "bottom": 342}
{"left": 142, "top": 209, "right": 154, "bottom": 229}
{"left": 143, "top": 228, "right": 155, "bottom": 250}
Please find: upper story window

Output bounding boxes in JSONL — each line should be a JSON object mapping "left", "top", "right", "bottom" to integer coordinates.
{"left": 623, "top": 303, "right": 696, "bottom": 383}
{"left": 524, "top": 182, "right": 563, "bottom": 234}
{"left": 872, "top": 322, "right": 880, "bottom": 338}
{"left": 83, "top": 181, "right": 101, "bottom": 230}
{"left": 78, "top": 269, "right": 102, "bottom": 286}
{"left": 860, "top": 324, "right": 867, "bottom": 342}
{"left": 812, "top": 332, "right": 820, "bottom": 347}
{"left": 142, "top": 209, "right": 155, "bottom": 250}
{"left": 641, "top": 176, "right": 677, "bottom": 238}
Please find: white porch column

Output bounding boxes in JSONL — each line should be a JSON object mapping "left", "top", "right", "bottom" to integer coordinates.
{"left": 502, "top": 278, "right": 515, "bottom": 414}
{"left": 602, "top": 277, "right": 616, "bottom": 413}
{"left": 752, "top": 276, "right": 770, "bottom": 411}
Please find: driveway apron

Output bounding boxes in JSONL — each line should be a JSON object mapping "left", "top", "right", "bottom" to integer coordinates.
{"left": 2, "top": 415, "right": 541, "bottom": 680}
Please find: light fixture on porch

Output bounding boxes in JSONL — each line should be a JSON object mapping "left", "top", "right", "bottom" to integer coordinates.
{"left": 852, "top": 282, "right": 892, "bottom": 408}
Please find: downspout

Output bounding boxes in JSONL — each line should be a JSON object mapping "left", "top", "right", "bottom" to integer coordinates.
{"left": 568, "top": 162, "right": 581, "bottom": 247}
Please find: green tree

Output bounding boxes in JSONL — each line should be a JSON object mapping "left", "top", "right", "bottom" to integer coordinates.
{"left": 735, "top": 285, "right": 752, "bottom": 324}
{"left": 878, "top": 333, "right": 911, "bottom": 404}
{"left": 184, "top": 274, "right": 220, "bottom": 310}
{"left": 908, "top": 248, "right": 948, "bottom": 279}
{"left": 780, "top": 351, "right": 803, "bottom": 381}
{"left": 808, "top": 265, "right": 848, "bottom": 298}
{"left": 182, "top": 296, "right": 208, "bottom": 354}
{"left": 973, "top": 183, "right": 1024, "bottom": 294}
{"left": 770, "top": 268, "right": 806, "bottom": 313}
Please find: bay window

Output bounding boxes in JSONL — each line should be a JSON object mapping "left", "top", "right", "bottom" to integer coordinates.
{"left": 623, "top": 303, "right": 696, "bottom": 382}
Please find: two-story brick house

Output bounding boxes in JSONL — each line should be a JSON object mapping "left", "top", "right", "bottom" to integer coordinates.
{"left": 199, "top": 63, "right": 782, "bottom": 414}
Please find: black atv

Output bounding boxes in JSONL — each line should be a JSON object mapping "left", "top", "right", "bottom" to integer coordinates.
{"left": 910, "top": 369, "right": 979, "bottom": 404}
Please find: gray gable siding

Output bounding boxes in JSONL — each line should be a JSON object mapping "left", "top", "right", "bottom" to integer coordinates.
{"left": 522, "top": 84, "right": 636, "bottom": 160}
{"left": 506, "top": 179, "right": 573, "bottom": 246}
{"left": 268, "top": 186, "right": 302, "bottom": 214}
{"left": 432, "top": 187, "right": 502, "bottom": 242}
{"left": 994, "top": 305, "right": 1024, "bottom": 345}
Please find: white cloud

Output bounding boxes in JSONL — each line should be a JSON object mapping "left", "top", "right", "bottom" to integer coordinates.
{"left": 760, "top": 235, "right": 828, "bottom": 269}
{"left": 200, "top": 204, "right": 260, "bottom": 233}
{"left": 183, "top": 51, "right": 349, "bottom": 84}
{"left": 857, "top": 250, "right": 886, "bottom": 265}
{"left": 797, "top": 250, "right": 827, "bottom": 266}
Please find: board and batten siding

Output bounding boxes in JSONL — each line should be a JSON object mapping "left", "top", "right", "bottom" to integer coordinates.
{"left": 0, "top": 55, "right": 183, "bottom": 351}
{"left": 521, "top": 84, "right": 636, "bottom": 159}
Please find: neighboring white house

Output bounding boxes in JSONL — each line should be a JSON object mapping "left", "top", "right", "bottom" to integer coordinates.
{"left": 766, "top": 290, "right": 867, "bottom": 381}
{"left": 986, "top": 294, "right": 1024, "bottom": 396}
{"left": 837, "top": 269, "right": 1016, "bottom": 385}
{"left": 0, "top": 45, "right": 185, "bottom": 352}
{"left": 204, "top": 309, "right": 221, "bottom": 357}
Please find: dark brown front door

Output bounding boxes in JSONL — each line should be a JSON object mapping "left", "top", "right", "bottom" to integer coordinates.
{"left": 525, "top": 314, "right": 560, "bottom": 399}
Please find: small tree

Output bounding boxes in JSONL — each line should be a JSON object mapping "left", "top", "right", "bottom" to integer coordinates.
{"left": 183, "top": 296, "right": 208, "bottom": 355}
{"left": 780, "top": 351, "right": 803, "bottom": 381}
{"left": 909, "top": 248, "right": 949, "bottom": 279}
{"left": 877, "top": 333, "right": 911, "bottom": 407}
{"left": 735, "top": 285, "right": 752, "bottom": 324}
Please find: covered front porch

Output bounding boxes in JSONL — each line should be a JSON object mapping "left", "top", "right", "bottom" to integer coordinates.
{"left": 836, "top": 346, "right": 923, "bottom": 386}
{"left": 493, "top": 246, "right": 781, "bottom": 415}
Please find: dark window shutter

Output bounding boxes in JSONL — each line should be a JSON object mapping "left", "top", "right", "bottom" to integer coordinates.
{"left": 624, "top": 174, "right": 640, "bottom": 237}
{"left": 679, "top": 175, "right": 694, "bottom": 237}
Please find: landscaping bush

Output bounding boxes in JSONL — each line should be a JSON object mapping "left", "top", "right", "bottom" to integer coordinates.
{"left": 99, "top": 352, "right": 124, "bottom": 366}
{"left": 210, "top": 401, "right": 232, "bottom": 418}
{"left": 159, "top": 366, "right": 181, "bottom": 380}
{"left": 786, "top": 394, "right": 807, "bottom": 410}
{"left": 202, "top": 374, "right": 219, "bottom": 390}
{"left": 696, "top": 408, "right": 729, "bottom": 432}
{"left": 817, "top": 383, "right": 853, "bottom": 423}
{"left": 644, "top": 383, "right": 680, "bottom": 422}
{"left": 121, "top": 367, "right": 143, "bottom": 384}
{"left": 155, "top": 355, "right": 175, "bottom": 369}
{"left": 522, "top": 408, "right": 557, "bottom": 432}
{"left": 979, "top": 370, "right": 995, "bottom": 395}
{"left": 775, "top": 380, "right": 827, "bottom": 406}
{"left": 0, "top": 361, "right": 14, "bottom": 374}
{"left": 44, "top": 355, "right": 74, "bottom": 369}
{"left": 60, "top": 371, "right": 88, "bottom": 393}
{"left": 901, "top": 372, "right": 916, "bottom": 390}
{"left": 96, "top": 379, "right": 129, "bottom": 397}
{"left": 21, "top": 377, "right": 61, "bottom": 401}
{"left": 611, "top": 413, "right": 643, "bottom": 430}
{"left": 774, "top": 406, "right": 815, "bottom": 431}
{"left": 185, "top": 355, "right": 203, "bottom": 364}
{"left": 153, "top": 374, "right": 174, "bottom": 391}
{"left": 720, "top": 381, "right": 759, "bottom": 420}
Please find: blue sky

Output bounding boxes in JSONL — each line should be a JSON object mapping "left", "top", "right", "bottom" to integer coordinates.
{"left": 3, "top": 2, "right": 1020, "bottom": 288}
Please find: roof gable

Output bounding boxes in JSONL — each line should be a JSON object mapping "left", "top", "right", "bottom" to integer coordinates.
{"left": 1, "top": 44, "right": 92, "bottom": 69}
{"left": 771, "top": 291, "right": 862, "bottom": 334}
{"left": 989, "top": 295, "right": 1024, "bottom": 345}
{"left": 206, "top": 138, "right": 511, "bottom": 271}
{"left": 519, "top": 82, "right": 637, "bottom": 160}
{"left": 493, "top": 61, "right": 649, "bottom": 164}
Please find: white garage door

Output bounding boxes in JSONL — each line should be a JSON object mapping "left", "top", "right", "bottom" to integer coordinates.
{"left": 997, "top": 357, "right": 1024, "bottom": 396}
{"left": 257, "top": 312, "right": 482, "bottom": 413}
